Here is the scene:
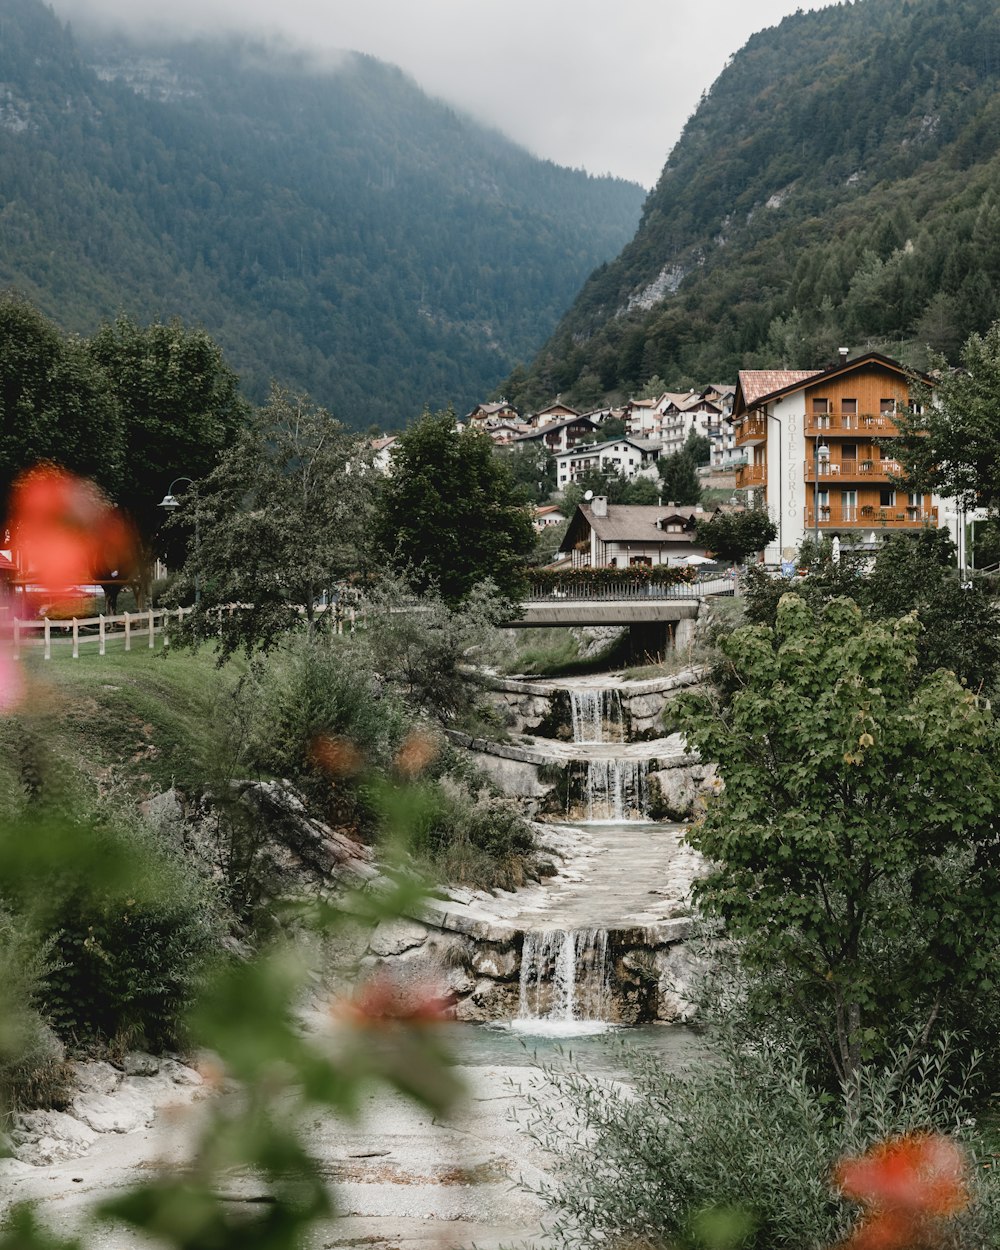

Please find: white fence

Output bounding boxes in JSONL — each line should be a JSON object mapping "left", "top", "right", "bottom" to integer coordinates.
{"left": 9, "top": 606, "right": 197, "bottom": 659}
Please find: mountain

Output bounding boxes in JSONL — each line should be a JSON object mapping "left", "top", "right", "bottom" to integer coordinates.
{"left": 509, "top": 0, "right": 1000, "bottom": 409}
{"left": 0, "top": 0, "right": 644, "bottom": 427}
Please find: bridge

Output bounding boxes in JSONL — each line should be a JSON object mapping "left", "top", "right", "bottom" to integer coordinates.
{"left": 513, "top": 574, "right": 733, "bottom": 629}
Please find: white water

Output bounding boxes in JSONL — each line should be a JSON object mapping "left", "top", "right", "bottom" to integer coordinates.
{"left": 516, "top": 928, "right": 612, "bottom": 1031}
{"left": 568, "top": 688, "right": 648, "bottom": 820}
{"left": 568, "top": 688, "right": 624, "bottom": 744}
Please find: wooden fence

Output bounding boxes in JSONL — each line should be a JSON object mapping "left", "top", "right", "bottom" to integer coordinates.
{"left": 7, "top": 602, "right": 362, "bottom": 660}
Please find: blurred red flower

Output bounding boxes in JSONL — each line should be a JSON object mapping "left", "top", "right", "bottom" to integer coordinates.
{"left": 335, "top": 971, "right": 454, "bottom": 1028}
{"left": 9, "top": 465, "right": 135, "bottom": 615}
{"left": 834, "top": 1133, "right": 969, "bottom": 1249}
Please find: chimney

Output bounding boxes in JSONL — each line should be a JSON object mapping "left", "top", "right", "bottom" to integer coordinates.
{"left": 838, "top": 347, "right": 849, "bottom": 363}
{"left": 591, "top": 495, "right": 608, "bottom": 518}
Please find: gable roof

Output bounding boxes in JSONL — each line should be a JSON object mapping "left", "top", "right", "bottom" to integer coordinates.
{"left": 555, "top": 436, "right": 659, "bottom": 460}
{"left": 513, "top": 415, "right": 598, "bottom": 443}
{"left": 559, "top": 503, "right": 706, "bottom": 553}
{"left": 732, "top": 352, "right": 934, "bottom": 418}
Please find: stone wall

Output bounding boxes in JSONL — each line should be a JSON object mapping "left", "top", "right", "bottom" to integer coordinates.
{"left": 358, "top": 913, "right": 698, "bottom": 1026}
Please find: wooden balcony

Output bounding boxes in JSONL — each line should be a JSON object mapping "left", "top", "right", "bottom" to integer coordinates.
{"left": 803, "top": 505, "right": 939, "bottom": 529}
{"left": 734, "top": 414, "right": 767, "bottom": 445}
{"left": 803, "top": 458, "right": 903, "bottom": 483}
{"left": 736, "top": 463, "right": 766, "bottom": 489}
{"left": 804, "top": 412, "right": 901, "bottom": 437}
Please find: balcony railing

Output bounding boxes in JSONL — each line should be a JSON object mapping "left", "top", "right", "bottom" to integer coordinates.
{"left": 734, "top": 414, "right": 767, "bottom": 445}
{"left": 736, "top": 463, "right": 767, "bottom": 488}
{"left": 804, "top": 412, "right": 902, "bottom": 437}
{"left": 804, "top": 506, "right": 939, "bottom": 529}
{"left": 804, "top": 458, "right": 903, "bottom": 483}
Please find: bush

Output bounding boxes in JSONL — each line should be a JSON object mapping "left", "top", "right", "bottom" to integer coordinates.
{"left": 1, "top": 808, "right": 221, "bottom": 1053}
{"left": 523, "top": 1029, "right": 1000, "bottom": 1250}
{"left": 0, "top": 910, "right": 72, "bottom": 1119}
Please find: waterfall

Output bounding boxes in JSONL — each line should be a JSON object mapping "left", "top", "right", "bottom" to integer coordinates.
{"left": 584, "top": 757, "right": 648, "bottom": 821}
{"left": 518, "top": 929, "right": 611, "bottom": 1022}
{"left": 568, "top": 689, "right": 624, "bottom": 743}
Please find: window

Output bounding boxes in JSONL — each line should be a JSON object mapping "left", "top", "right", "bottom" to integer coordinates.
{"left": 841, "top": 398, "right": 857, "bottom": 416}
{"left": 880, "top": 398, "right": 896, "bottom": 414}
{"left": 812, "top": 398, "right": 830, "bottom": 428}
{"left": 880, "top": 489, "right": 896, "bottom": 507}
{"left": 908, "top": 492, "right": 922, "bottom": 506}
{"left": 842, "top": 443, "right": 857, "bottom": 463}
{"left": 841, "top": 489, "right": 857, "bottom": 520}
{"left": 630, "top": 556, "right": 652, "bottom": 568}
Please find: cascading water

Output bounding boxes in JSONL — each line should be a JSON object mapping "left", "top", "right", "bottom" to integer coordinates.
{"left": 517, "top": 929, "right": 610, "bottom": 1025}
{"left": 568, "top": 688, "right": 624, "bottom": 744}
{"left": 567, "top": 688, "right": 647, "bottom": 820}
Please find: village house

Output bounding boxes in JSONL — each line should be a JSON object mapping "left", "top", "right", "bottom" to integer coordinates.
{"left": 465, "top": 399, "right": 520, "bottom": 425}
{"left": 533, "top": 504, "right": 566, "bottom": 532}
{"left": 513, "top": 414, "right": 600, "bottom": 455}
{"left": 558, "top": 497, "right": 714, "bottom": 568}
{"left": 554, "top": 436, "right": 661, "bottom": 488}
{"left": 533, "top": 398, "right": 581, "bottom": 427}
{"left": 729, "top": 350, "right": 946, "bottom": 563}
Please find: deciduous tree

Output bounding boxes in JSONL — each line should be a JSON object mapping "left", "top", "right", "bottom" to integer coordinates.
{"left": 675, "top": 595, "right": 1000, "bottom": 1090}
{"left": 174, "top": 389, "right": 376, "bottom": 659}
{"left": 374, "top": 409, "right": 534, "bottom": 604}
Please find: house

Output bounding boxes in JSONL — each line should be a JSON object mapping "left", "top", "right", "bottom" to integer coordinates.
{"left": 513, "top": 415, "right": 599, "bottom": 455}
{"left": 728, "top": 350, "right": 944, "bottom": 562}
{"left": 370, "top": 435, "right": 399, "bottom": 475}
{"left": 487, "top": 422, "right": 529, "bottom": 447}
{"left": 533, "top": 398, "right": 580, "bottom": 427}
{"left": 465, "top": 399, "right": 520, "bottom": 425}
{"left": 533, "top": 505, "right": 566, "bottom": 532}
{"left": 558, "top": 497, "right": 713, "bottom": 567}
{"left": 554, "top": 437, "right": 661, "bottom": 488}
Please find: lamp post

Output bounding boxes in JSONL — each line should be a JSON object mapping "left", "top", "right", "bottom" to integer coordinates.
{"left": 158, "top": 476, "right": 200, "bottom": 606}
{"left": 813, "top": 439, "right": 830, "bottom": 545}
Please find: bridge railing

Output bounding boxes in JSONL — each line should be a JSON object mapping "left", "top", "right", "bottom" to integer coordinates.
{"left": 524, "top": 570, "right": 733, "bottom": 601}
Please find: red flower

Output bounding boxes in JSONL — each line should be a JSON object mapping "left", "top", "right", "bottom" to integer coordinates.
{"left": 9, "top": 465, "right": 135, "bottom": 615}
{"left": 834, "top": 1133, "right": 970, "bottom": 1250}
{"left": 334, "top": 971, "right": 454, "bottom": 1028}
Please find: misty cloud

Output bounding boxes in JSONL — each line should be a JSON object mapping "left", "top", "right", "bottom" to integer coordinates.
{"left": 51, "top": 0, "right": 832, "bottom": 186}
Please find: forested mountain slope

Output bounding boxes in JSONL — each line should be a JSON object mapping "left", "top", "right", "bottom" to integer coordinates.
{"left": 0, "top": 0, "right": 644, "bottom": 426}
{"left": 510, "top": 0, "right": 1000, "bottom": 408}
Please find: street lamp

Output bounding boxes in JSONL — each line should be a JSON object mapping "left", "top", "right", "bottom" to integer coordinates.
{"left": 813, "top": 439, "right": 830, "bottom": 545}
{"left": 158, "top": 476, "right": 200, "bottom": 606}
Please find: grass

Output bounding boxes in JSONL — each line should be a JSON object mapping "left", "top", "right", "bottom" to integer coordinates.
{"left": 4, "top": 644, "right": 245, "bottom": 798}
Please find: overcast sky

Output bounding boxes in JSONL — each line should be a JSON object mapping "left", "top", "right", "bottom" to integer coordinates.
{"left": 50, "top": 0, "right": 834, "bottom": 187}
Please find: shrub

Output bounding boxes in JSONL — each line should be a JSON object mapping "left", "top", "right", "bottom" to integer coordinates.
{"left": 522, "top": 1029, "right": 1000, "bottom": 1250}
{"left": 1, "top": 809, "right": 221, "bottom": 1053}
{"left": 0, "top": 909, "right": 72, "bottom": 1119}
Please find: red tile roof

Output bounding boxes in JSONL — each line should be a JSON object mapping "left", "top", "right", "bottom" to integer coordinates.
{"left": 738, "top": 369, "right": 822, "bottom": 408}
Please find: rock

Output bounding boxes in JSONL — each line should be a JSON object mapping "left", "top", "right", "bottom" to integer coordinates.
{"left": 654, "top": 942, "right": 706, "bottom": 1023}
{"left": 368, "top": 918, "right": 429, "bottom": 956}
{"left": 471, "top": 946, "right": 519, "bottom": 980}
{"left": 68, "top": 1060, "right": 121, "bottom": 1097}
{"left": 141, "top": 786, "right": 184, "bottom": 830}
{"left": 160, "top": 1058, "right": 204, "bottom": 1087}
{"left": 70, "top": 1084, "right": 154, "bottom": 1135}
{"left": 454, "top": 978, "right": 520, "bottom": 1023}
{"left": 10, "top": 1110, "right": 98, "bottom": 1164}
{"left": 123, "top": 1051, "right": 160, "bottom": 1077}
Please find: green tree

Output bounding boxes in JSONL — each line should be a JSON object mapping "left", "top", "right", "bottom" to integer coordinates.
{"left": 88, "top": 315, "right": 248, "bottom": 602}
{"left": 695, "top": 507, "right": 776, "bottom": 563}
{"left": 503, "top": 443, "right": 556, "bottom": 505}
{"left": 682, "top": 428, "right": 712, "bottom": 467}
{"left": 743, "top": 530, "right": 1000, "bottom": 692}
{"left": 374, "top": 409, "right": 535, "bottom": 604}
{"left": 0, "top": 293, "right": 122, "bottom": 509}
{"left": 657, "top": 450, "right": 702, "bottom": 506}
{"left": 675, "top": 595, "right": 1000, "bottom": 1090}
{"left": 175, "top": 389, "right": 376, "bottom": 659}
{"left": 895, "top": 321, "right": 1000, "bottom": 511}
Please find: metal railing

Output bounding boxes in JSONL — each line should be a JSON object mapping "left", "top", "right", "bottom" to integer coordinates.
{"left": 525, "top": 573, "right": 732, "bottom": 602}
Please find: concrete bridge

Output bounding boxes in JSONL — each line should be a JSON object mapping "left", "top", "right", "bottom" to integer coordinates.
{"left": 511, "top": 598, "right": 700, "bottom": 628}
